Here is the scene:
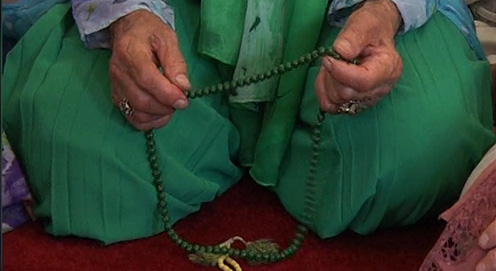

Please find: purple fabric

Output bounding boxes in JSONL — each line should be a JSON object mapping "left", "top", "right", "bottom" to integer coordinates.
{"left": 2, "top": 130, "right": 32, "bottom": 233}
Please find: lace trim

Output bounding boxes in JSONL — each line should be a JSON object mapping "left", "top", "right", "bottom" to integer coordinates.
{"left": 420, "top": 169, "right": 496, "bottom": 271}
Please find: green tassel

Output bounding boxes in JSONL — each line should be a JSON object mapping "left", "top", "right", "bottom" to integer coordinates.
{"left": 245, "top": 239, "right": 280, "bottom": 265}
{"left": 188, "top": 252, "right": 222, "bottom": 267}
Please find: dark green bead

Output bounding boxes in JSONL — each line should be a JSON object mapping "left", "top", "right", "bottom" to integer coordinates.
{"left": 212, "top": 246, "right": 221, "bottom": 254}
{"left": 189, "top": 92, "right": 196, "bottom": 99}
{"left": 161, "top": 210, "right": 169, "bottom": 220}
{"left": 206, "top": 246, "right": 213, "bottom": 253}
{"left": 220, "top": 247, "right": 228, "bottom": 254}
{"left": 272, "top": 67, "right": 280, "bottom": 75}
{"left": 148, "top": 154, "right": 157, "bottom": 162}
{"left": 265, "top": 70, "right": 272, "bottom": 78}
{"left": 158, "top": 191, "right": 166, "bottom": 200}
{"left": 217, "top": 83, "right": 224, "bottom": 91}
{"left": 255, "top": 254, "right": 263, "bottom": 262}
{"left": 150, "top": 162, "right": 159, "bottom": 170}
{"left": 311, "top": 51, "right": 319, "bottom": 58}
{"left": 262, "top": 254, "right": 270, "bottom": 262}
{"left": 240, "top": 251, "right": 247, "bottom": 258}
{"left": 269, "top": 254, "right": 279, "bottom": 262}
{"left": 236, "top": 80, "right": 245, "bottom": 87}
{"left": 230, "top": 81, "right": 237, "bottom": 89}
{"left": 193, "top": 245, "right": 200, "bottom": 252}
{"left": 311, "top": 144, "right": 319, "bottom": 152}
{"left": 223, "top": 82, "right": 230, "bottom": 90}
{"left": 203, "top": 88, "right": 210, "bottom": 95}
{"left": 159, "top": 200, "right": 167, "bottom": 208}
{"left": 147, "top": 140, "right": 155, "bottom": 148}
{"left": 305, "top": 53, "right": 313, "bottom": 62}
{"left": 210, "top": 85, "right": 218, "bottom": 93}
{"left": 145, "top": 132, "right": 154, "bottom": 139}
{"left": 250, "top": 75, "right": 259, "bottom": 83}
{"left": 318, "top": 47, "right": 326, "bottom": 55}
{"left": 278, "top": 64, "right": 286, "bottom": 72}
{"left": 297, "top": 225, "right": 308, "bottom": 233}
{"left": 227, "top": 248, "right": 236, "bottom": 255}
{"left": 247, "top": 251, "right": 255, "bottom": 259}
{"left": 156, "top": 184, "right": 164, "bottom": 192}
{"left": 298, "top": 56, "right": 306, "bottom": 64}
{"left": 152, "top": 170, "right": 161, "bottom": 178}
{"left": 292, "top": 60, "right": 299, "bottom": 67}
{"left": 147, "top": 147, "right": 156, "bottom": 154}
{"left": 291, "top": 239, "right": 302, "bottom": 246}
{"left": 185, "top": 244, "right": 193, "bottom": 252}
{"left": 280, "top": 251, "right": 289, "bottom": 258}
{"left": 258, "top": 74, "right": 265, "bottom": 80}
{"left": 232, "top": 249, "right": 240, "bottom": 257}
{"left": 180, "top": 241, "right": 188, "bottom": 249}
{"left": 285, "top": 63, "right": 292, "bottom": 70}
{"left": 153, "top": 178, "right": 161, "bottom": 185}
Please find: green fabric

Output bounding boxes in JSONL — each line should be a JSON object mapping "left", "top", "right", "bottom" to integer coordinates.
{"left": 275, "top": 14, "right": 495, "bottom": 237}
{"left": 2, "top": 1, "right": 495, "bottom": 244}
{"left": 198, "top": 0, "right": 328, "bottom": 171}
{"left": 2, "top": 3, "right": 242, "bottom": 244}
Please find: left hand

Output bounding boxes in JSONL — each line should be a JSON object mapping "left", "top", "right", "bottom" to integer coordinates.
{"left": 315, "top": 0, "right": 403, "bottom": 114}
{"left": 477, "top": 219, "right": 496, "bottom": 271}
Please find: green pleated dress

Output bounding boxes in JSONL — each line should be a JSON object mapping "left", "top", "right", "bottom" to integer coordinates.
{"left": 2, "top": 1, "right": 494, "bottom": 244}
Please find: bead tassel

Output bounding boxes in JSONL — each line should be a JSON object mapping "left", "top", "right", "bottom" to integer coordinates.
{"left": 145, "top": 47, "right": 356, "bottom": 266}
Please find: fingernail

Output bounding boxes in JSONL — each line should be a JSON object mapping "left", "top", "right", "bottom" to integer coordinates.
{"left": 322, "top": 57, "right": 333, "bottom": 72}
{"left": 175, "top": 74, "right": 191, "bottom": 90}
{"left": 476, "top": 262, "right": 486, "bottom": 271}
{"left": 173, "top": 99, "right": 188, "bottom": 110}
{"left": 335, "top": 39, "right": 352, "bottom": 56}
{"left": 479, "top": 233, "right": 489, "bottom": 247}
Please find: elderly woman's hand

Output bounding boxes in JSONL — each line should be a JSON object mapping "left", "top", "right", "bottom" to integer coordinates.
{"left": 109, "top": 10, "right": 190, "bottom": 130}
{"left": 477, "top": 219, "right": 496, "bottom": 271}
{"left": 315, "top": 0, "right": 403, "bottom": 114}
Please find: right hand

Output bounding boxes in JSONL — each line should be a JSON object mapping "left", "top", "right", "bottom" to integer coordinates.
{"left": 109, "top": 9, "right": 190, "bottom": 131}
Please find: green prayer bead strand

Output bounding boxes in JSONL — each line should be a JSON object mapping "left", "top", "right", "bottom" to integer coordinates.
{"left": 146, "top": 46, "right": 355, "bottom": 264}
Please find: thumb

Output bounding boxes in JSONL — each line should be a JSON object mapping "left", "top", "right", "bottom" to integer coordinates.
{"left": 333, "top": 18, "right": 372, "bottom": 60}
{"left": 151, "top": 31, "right": 191, "bottom": 91}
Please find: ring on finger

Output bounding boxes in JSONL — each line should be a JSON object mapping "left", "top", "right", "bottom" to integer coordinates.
{"left": 118, "top": 98, "right": 134, "bottom": 117}
{"left": 337, "top": 99, "right": 369, "bottom": 115}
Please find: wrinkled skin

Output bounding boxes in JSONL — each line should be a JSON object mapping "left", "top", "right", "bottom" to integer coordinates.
{"left": 109, "top": 0, "right": 402, "bottom": 130}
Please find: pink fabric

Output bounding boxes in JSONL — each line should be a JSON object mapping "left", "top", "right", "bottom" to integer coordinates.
{"left": 419, "top": 159, "right": 496, "bottom": 271}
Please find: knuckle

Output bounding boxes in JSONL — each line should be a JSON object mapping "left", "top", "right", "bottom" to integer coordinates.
{"left": 132, "top": 96, "right": 148, "bottom": 111}
{"left": 490, "top": 249, "right": 496, "bottom": 260}
{"left": 136, "top": 71, "right": 154, "bottom": 89}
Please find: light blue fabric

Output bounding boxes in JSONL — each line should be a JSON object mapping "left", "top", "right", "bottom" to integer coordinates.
{"left": 2, "top": 0, "right": 485, "bottom": 59}
{"left": 2, "top": 0, "right": 67, "bottom": 39}
{"left": 71, "top": 0, "right": 175, "bottom": 49}
{"left": 327, "top": 0, "right": 485, "bottom": 59}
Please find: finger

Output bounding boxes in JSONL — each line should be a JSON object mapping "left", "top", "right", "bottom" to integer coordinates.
{"left": 130, "top": 50, "right": 188, "bottom": 110}
{"left": 150, "top": 30, "right": 191, "bottom": 91}
{"left": 110, "top": 66, "right": 175, "bottom": 115}
{"left": 322, "top": 54, "right": 397, "bottom": 93}
{"left": 480, "top": 220, "right": 496, "bottom": 250}
{"left": 314, "top": 67, "right": 335, "bottom": 112}
{"left": 333, "top": 16, "right": 374, "bottom": 60}
{"left": 129, "top": 114, "right": 172, "bottom": 131}
{"left": 129, "top": 111, "right": 171, "bottom": 124}
{"left": 476, "top": 249, "right": 496, "bottom": 271}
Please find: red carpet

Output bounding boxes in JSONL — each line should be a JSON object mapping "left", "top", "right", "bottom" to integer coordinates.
{"left": 3, "top": 177, "right": 444, "bottom": 271}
